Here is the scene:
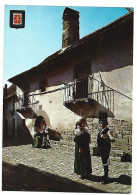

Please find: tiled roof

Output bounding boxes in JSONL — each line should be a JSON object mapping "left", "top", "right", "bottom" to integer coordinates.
{"left": 4, "top": 84, "right": 17, "bottom": 99}
{"left": 8, "top": 11, "right": 133, "bottom": 83}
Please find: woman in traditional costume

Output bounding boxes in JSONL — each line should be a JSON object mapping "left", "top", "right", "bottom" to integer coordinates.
{"left": 74, "top": 118, "right": 92, "bottom": 179}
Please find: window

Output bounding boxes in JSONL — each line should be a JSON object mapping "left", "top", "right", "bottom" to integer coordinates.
{"left": 73, "top": 61, "right": 91, "bottom": 99}
{"left": 39, "top": 78, "right": 47, "bottom": 92}
{"left": 74, "top": 60, "right": 91, "bottom": 80}
{"left": 39, "top": 105, "right": 42, "bottom": 110}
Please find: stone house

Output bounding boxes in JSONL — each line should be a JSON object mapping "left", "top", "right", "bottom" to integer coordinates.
{"left": 3, "top": 84, "right": 18, "bottom": 139}
{"left": 3, "top": 84, "right": 32, "bottom": 144}
{"left": 7, "top": 7, "right": 133, "bottom": 155}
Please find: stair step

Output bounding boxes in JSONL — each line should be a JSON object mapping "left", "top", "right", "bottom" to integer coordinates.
{"left": 110, "top": 150, "right": 124, "bottom": 157}
{"left": 50, "top": 140, "right": 125, "bottom": 158}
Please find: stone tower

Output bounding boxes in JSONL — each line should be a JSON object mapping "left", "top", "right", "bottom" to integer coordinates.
{"left": 62, "top": 7, "right": 80, "bottom": 49}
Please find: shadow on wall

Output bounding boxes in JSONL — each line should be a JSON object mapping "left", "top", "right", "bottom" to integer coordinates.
{"left": 2, "top": 161, "right": 105, "bottom": 192}
{"left": 92, "top": 31, "right": 133, "bottom": 73}
{"left": 3, "top": 125, "right": 33, "bottom": 147}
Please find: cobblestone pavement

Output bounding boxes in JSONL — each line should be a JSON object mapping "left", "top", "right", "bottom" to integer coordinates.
{"left": 2, "top": 142, "right": 132, "bottom": 193}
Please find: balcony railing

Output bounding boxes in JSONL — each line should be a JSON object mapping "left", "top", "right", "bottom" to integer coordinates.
{"left": 64, "top": 75, "right": 115, "bottom": 113}
{"left": 15, "top": 93, "right": 39, "bottom": 114}
{"left": 88, "top": 76, "right": 115, "bottom": 112}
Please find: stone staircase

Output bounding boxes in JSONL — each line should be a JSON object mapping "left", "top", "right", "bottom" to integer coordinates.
{"left": 49, "top": 140, "right": 123, "bottom": 163}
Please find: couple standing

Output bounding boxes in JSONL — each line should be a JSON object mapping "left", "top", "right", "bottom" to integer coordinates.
{"left": 74, "top": 118, "right": 115, "bottom": 184}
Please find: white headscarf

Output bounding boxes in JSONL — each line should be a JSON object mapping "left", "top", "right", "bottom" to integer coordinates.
{"left": 74, "top": 126, "right": 83, "bottom": 136}
{"left": 74, "top": 125, "right": 89, "bottom": 136}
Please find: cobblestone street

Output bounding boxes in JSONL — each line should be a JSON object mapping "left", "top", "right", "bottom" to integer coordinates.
{"left": 2, "top": 141, "right": 131, "bottom": 193}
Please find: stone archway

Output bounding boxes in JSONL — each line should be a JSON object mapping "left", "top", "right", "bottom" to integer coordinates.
{"left": 36, "top": 110, "right": 50, "bottom": 127}
{"left": 35, "top": 110, "right": 63, "bottom": 141}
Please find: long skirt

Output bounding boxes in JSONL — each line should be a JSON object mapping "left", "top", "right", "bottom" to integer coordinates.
{"left": 74, "top": 143, "right": 92, "bottom": 177}
{"left": 32, "top": 136, "right": 42, "bottom": 148}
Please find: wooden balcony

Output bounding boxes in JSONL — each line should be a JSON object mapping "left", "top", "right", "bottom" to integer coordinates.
{"left": 15, "top": 93, "right": 39, "bottom": 118}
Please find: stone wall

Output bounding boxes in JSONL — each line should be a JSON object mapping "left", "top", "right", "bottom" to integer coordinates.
{"left": 58, "top": 118, "right": 132, "bottom": 157}
{"left": 108, "top": 119, "right": 132, "bottom": 155}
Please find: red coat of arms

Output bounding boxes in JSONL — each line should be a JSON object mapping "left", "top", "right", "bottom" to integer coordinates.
{"left": 13, "top": 14, "right": 22, "bottom": 25}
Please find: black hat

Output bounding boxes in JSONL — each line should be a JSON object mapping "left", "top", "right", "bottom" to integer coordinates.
{"left": 100, "top": 120, "right": 108, "bottom": 124}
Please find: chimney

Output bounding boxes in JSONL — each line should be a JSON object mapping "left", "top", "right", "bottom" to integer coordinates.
{"left": 62, "top": 7, "right": 79, "bottom": 49}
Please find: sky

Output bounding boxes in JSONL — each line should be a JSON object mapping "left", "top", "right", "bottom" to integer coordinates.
{"left": 3, "top": 5, "right": 132, "bottom": 87}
